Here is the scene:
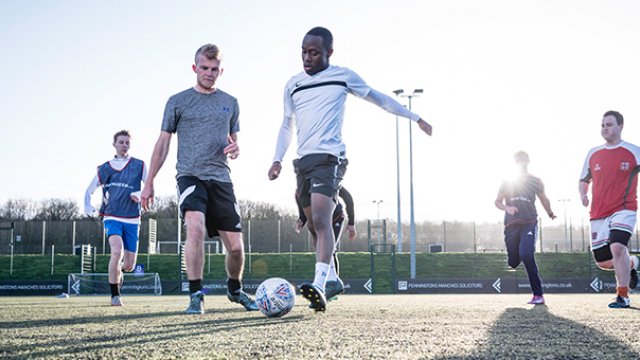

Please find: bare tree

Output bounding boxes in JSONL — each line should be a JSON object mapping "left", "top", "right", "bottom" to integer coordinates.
{"left": 0, "top": 199, "right": 39, "bottom": 220}
{"left": 35, "top": 198, "right": 80, "bottom": 221}
{"left": 142, "top": 195, "right": 179, "bottom": 219}
{"left": 238, "top": 199, "right": 295, "bottom": 220}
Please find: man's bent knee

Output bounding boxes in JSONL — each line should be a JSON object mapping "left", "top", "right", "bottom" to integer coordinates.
{"left": 226, "top": 242, "right": 244, "bottom": 256}
{"left": 311, "top": 215, "right": 331, "bottom": 230}
{"left": 222, "top": 232, "right": 244, "bottom": 254}
{"left": 184, "top": 212, "right": 205, "bottom": 235}
{"left": 111, "top": 248, "right": 123, "bottom": 260}
{"left": 185, "top": 222, "right": 206, "bottom": 243}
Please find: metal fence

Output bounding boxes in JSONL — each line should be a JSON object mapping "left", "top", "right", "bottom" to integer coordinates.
{"left": 1, "top": 217, "right": 638, "bottom": 255}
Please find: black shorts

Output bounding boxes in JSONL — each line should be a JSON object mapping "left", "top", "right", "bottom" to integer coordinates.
{"left": 293, "top": 154, "right": 348, "bottom": 208}
{"left": 177, "top": 176, "right": 241, "bottom": 237}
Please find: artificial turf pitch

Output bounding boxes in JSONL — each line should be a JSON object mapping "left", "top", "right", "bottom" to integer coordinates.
{"left": 1, "top": 294, "right": 639, "bottom": 359}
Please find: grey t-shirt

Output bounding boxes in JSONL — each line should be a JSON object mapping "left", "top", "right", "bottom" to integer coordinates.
{"left": 162, "top": 87, "right": 240, "bottom": 182}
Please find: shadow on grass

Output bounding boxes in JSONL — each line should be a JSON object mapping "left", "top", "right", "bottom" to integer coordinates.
{"left": 2, "top": 310, "right": 305, "bottom": 359}
{"left": 0, "top": 310, "right": 183, "bottom": 330}
{"left": 442, "top": 305, "right": 640, "bottom": 359}
{"left": 0, "top": 297, "right": 306, "bottom": 330}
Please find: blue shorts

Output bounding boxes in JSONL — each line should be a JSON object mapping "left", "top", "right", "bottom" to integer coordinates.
{"left": 104, "top": 220, "right": 140, "bottom": 253}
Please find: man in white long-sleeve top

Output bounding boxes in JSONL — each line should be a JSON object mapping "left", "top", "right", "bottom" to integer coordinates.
{"left": 268, "top": 26, "right": 432, "bottom": 311}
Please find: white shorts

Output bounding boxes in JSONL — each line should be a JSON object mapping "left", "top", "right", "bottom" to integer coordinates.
{"left": 590, "top": 210, "right": 637, "bottom": 250}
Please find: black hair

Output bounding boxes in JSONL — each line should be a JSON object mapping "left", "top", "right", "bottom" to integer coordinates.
{"left": 306, "top": 27, "right": 333, "bottom": 51}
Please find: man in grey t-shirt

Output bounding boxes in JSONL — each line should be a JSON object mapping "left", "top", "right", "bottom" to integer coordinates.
{"left": 141, "top": 44, "right": 257, "bottom": 314}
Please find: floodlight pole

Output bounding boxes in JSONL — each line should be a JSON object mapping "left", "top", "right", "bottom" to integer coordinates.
{"left": 373, "top": 200, "right": 384, "bottom": 220}
{"left": 395, "top": 114, "right": 403, "bottom": 253}
{"left": 408, "top": 95, "right": 416, "bottom": 279}
{"left": 392, "top": 88, "right": 405, "bottom": 254}
{"left": 394, "top": 88, "right": 422, "bottom": 279}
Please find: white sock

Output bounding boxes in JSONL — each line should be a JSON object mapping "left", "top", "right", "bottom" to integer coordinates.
{"left": 312, "top": 262, "right": 330, "bottom": 292}
{"left": 631, "top": 255, "right": 639, "bottom": 270}
{"left": 326, "top": 257, "right": 338, "bottom": 282}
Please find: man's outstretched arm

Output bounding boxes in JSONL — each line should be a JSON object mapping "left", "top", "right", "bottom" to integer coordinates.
{"left": 363, "top": 89, "right": 432, "bottom": 136}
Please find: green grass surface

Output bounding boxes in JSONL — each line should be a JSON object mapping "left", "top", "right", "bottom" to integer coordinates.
{"left": 1, "top": 294, "right": 639, "bottom": 359}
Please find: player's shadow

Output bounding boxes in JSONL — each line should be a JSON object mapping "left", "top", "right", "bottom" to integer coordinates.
{"left": 6, "top": 312, "right": 305, "bottom": 359}
{"left": 0, "top": 310, "right": 180, "bottom": 330}
{"left": 441, "top": 305, "right": 640, "bottom": 359}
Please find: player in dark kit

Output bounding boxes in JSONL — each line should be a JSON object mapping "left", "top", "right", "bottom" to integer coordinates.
{"left": 495, "top": 151, "right": 556, "bottom": 305}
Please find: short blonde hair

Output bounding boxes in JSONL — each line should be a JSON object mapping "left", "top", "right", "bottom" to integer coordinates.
{"left": 194, "top": 44, "right": 222, "bottom": 64}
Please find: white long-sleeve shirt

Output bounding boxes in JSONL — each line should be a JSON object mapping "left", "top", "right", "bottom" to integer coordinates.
{"left": 273, "top": 65, "right": 420, "bottom": 163}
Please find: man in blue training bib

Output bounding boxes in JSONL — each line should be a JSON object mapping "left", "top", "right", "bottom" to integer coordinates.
{"left": 85, "top": 130, "right": 147, "bottom": 306}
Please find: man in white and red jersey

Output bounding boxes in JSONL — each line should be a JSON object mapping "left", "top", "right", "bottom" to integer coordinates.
{"left": 85, "top": 130, "right": 147, "bottom": 306}
{"left": 267, "top": 27, "right": 432, "bottom": 311}
{"left": 579, "top": 110, "right": 640, "bottom": 309}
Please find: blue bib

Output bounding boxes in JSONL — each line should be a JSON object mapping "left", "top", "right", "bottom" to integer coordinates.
{"left": 98, "top": 158, "right": 144, "bottom": 218}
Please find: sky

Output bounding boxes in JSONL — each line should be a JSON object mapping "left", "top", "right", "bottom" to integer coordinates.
{"left": 1, "top": 0, "right": 639, "bottom": 224}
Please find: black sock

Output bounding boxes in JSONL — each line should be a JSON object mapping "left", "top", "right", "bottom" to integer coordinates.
{"left": 227, "top": 278, "right": 241, "bottom": 294}
{"left": 189, "top": 279, "right": 202, "bottom": 294}
{"left": 109, "top": 283, "right": 120, "bottom": 297}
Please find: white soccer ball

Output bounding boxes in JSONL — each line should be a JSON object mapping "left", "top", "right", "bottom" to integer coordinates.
{"left": 255, "top": 277, "right": 296, "bottom": 317}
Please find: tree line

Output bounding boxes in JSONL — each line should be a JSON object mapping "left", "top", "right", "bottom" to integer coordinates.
{"left": 0, "top": 197, "right": 296, "bottom": 222}
{"left": 0, "top": 197, "right": 582, "bottom": 255}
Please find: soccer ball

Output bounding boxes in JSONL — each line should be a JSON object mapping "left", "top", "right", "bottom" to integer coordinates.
{"left": 255, "top": 277, "right": 296, "bottom": 317}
